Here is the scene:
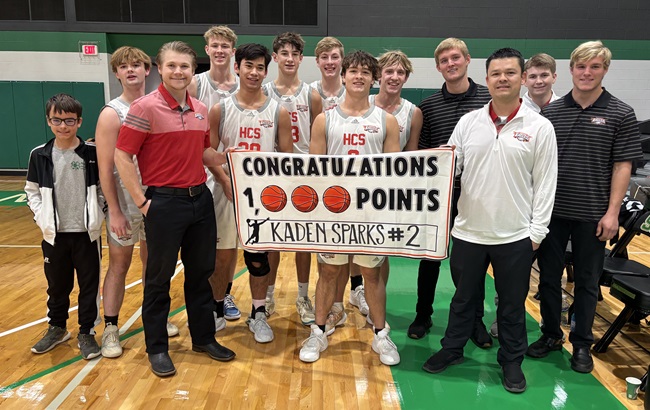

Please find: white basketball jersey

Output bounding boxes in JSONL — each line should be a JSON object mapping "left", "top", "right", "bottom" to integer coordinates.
{"left": 195, "top": 71, "right": 239, "bottom": 111}
{"left": 263, "top": 81, "right": 312, "bottom": 154}
{"left": 104, "top": 98, "right": 143, "bottom": 214}
{"left": 219, "top": 95, "right": 280, "bottom": 154}
{"left": 369, "top": 95, "right": 414, "bottom": 150}
{"left": 325, "top": 105, "right": 386, "bottom": 155}
{"left": 310, "top": 80, "right": 345, "bottom": 111}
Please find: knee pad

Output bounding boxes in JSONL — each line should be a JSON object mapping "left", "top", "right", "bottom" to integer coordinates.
{"left": 244, "top": 251, "right": 270, "bottom": 277}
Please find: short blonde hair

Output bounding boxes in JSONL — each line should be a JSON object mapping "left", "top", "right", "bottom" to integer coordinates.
{"left": 377, "top": 50, "right": 413, "bottom": 77}
{"left": 110, "top": 46, "right": 152, "bottom": 73}
{"left": 315, "top": 37, "right": 344, "bottom": 58}
{"left": 203, "top": 25, "right": 237, "bottom": 47}
{"left": 434, "top": 38, "right": 469, "bottom": 64}
{"left": 570, "top": 41, "right": 612, "bottom": 69}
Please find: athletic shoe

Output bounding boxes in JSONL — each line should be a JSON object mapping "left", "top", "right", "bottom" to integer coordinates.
{"left": 489, "top": 319, "right": 498, "bottom": 338}
{"left": 31, "top": 325, "right": 70, "bottom": 354}
{"left": 213, "top": 312, "right": 226, "bottom": 332}
{"left": 570, "top": 346, "right": 594, "bottom": 373}
{"left": 296, "top": 296, "right": 316, "bottom": 325}
{"left": 407, "top": 314, "right": 432, "bottom": 339}
{"left": 166, "top": 321, "right": 179, "bottom": 337}
{"left": 371, "top": 328, "right": 400, "bottom": 366}
{"left": 247, "top": 312, "right": 274, "bottom": 343}
{"left": 470, "top": 319, "right": 493, "bottom": 348}
{"left": 78, "top": 333, "right": 101, "bottom": 360}
{"left": 422, "top": 349, "right": 464, "bottom": 374}
{"left": 265, "top": 295, "right": 276, "bottom": 317}
{"left": 224, "top": 294, "right": 241, "bottom": 320}
{"left": 502, "top": 363, "right": 527, "bottom": 393}
{"left": 526, "top": 334, "right": 563, "bottom": 358}
{"left": 325, "top": 308, "right": 347, "bottom": 336}
{"left": 299, "top": 325, "right": 328, "bottom": 363}
{"left": 101, "top": 325, "right": 122, "bottom": 358}
{"left": 349, "top": 285, "right": 370, "bottom": 316}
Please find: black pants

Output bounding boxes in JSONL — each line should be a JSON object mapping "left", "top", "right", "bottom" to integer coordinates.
{"left": 441, "top": 237, "right": 533, "bottom": 365}
{"left": 42, "top": 232, "right": 101, "bottom": 334}
{"left": 538, "top": 217, "right": 605, "bottom": 347}
{"left": 143, "top": 189, "right": 217, "bottom": 354}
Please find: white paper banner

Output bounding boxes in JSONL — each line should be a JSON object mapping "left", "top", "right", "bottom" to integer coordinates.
{"left": 227, "top": 148, "right": 455, "bottom": 260}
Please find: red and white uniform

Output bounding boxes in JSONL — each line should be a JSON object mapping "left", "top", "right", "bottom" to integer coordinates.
{"left": 370, "top": 95, "right": 415, "bottom": 150}
{"left": 263, "top": 81, "right": 313, "bottom": 154}
{"left": 325, "top": 105, "right": 386, "bottom": 156}
{"left": 310, "top": 80, "right": 345, "bottom": 111}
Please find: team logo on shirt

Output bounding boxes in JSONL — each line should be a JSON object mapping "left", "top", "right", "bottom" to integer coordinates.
{"left": 591, "top": 117, "right": 607, "bottom": 125}
{"left": 363, "top": 125, "right": 380, "bottom": 134}
{"left": 259, "top": 120, "right": 274, "bottom": 128}
{"left": 296, "top": 104, "right": 309, "bottom": 113}
{"left": 512, "top": 131, "right": 532, "bottom": 142}
{"left": 195, "top": 113, "right": 204, "bottom": 120}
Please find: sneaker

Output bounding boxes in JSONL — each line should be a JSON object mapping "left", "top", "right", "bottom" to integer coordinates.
{"left": 349, "top": 285, "right": 370, "bottom": 316}
{"left": 296, "top": 296, "right": 316, "bottom": 325}
{"left": 407, "top": 314, "right": 432, "bottom": 339}
{"left": 166, "top": 321, "right": 179, "bottom": 337}
{"left": 422, "top": 349, "right": 464, "bottom": 374}
{"left": 101, "top": 325, "right": 122, "bottom": 358}
{"left": 570, "top": 346, "right": 594, "bottom": 373}
{"left": 299, "top": 325, "right": 328, "bottom": 363}
{"left": 31, "top": 325, "right": 71, "bottom": 354}
{"left": 247, "top": 311, "right": 274, "bottom": 343}
{"left": 502, "top": 363, "right": 527, "bottom": 393}
{"left": 489, "top": 319, "right": 498, "bottom": 338}
{"left": 372, "top": 328, "right": 400, "bottom": 366}
{"left": 78, "top": 333, "right": 101, "bottom": 360}
{"left": 526, "top": 334, "right": 563, "bottom": 358}
{"left": 325, "top": 309, "right": 347, "bottom": 336}
{"left": 213, "top": 312, "right": 226, "bottom": 332}
{"left": 470, "top": 319, "right": 493, "bottom": 349}
{"left": 224, "top": 294, "right": 241, "bottom": 320}
{"left": 265, "top": 295, "right": 276, "bottom": 317}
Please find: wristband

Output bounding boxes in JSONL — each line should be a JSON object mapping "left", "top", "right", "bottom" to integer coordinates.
{"left": 137, "top": 198, "right": 149, "bottom": 209}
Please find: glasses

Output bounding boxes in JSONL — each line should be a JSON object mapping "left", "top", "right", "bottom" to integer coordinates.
{"left": 48, "top": 117, "right": 79, "bottom": 126}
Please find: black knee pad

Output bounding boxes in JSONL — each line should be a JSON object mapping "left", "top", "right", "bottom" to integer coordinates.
{"left": 244, "top": 251, "right": 270, "bottom": 277}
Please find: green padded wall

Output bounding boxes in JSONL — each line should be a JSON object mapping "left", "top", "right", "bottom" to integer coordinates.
{"left": 0, "top": 82, "right": 20, "bottom": 168}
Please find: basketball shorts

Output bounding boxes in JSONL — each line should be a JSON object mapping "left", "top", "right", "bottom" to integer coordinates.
{"left": 106, "top": 209, "right": 145, "bottom": 247}
{"left": 317, "top": 253, "right": 385, "bottom": 268}
{"left": 207, "top": 171, "right": 239, "bottom": 250}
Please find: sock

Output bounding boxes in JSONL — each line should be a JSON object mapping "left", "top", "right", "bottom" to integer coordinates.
{"left": 298, "top": 282, "right": 309, "bottom": 298}
{"left": 318, "top": 324, "right": 326, "bottom": 333}
{"left": 104, "top": 315, "right": 119, "bottom": 327}
{"left": 215, "top": 300, "right": 225, "bottom": 318}
{"left": 332, "top": 302, "right": 344, "bottom": 313}
{"left": 266, "top": 284, "right": 275, "bottom": 299}
{"left": 226, "top": 282, "right": 233, "bottom": 295}
{"left": 374, "top": 327, "right": 384, "bottom": 335}
{"left": 351, "top": 275, "right": 363, "bottom": 291}
{"left": 251, "top": 300, "right": 265, "bottom": 317}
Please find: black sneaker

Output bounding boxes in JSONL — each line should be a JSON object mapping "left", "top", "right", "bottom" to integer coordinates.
{"left": 407, "top": 314, "right": 432, "bottom": 339}
{"left": 502, "top": 363, "right": 527, "bottom": 393}
{"left": 570, "top": 346, "right": 594, "bottom": 373}
{"left": 422, "top": 349, "right": 464, "bottom": 374}
{"left": 526, "top": 334, "right": 563, "bottom": 358}
{"left": 77, "top": 333, "right": 101, "bottom": 360}
{"left": 470, "top": 319, "right": 493, "bottom": 349}
{"left": 31, "top": 325, "right": 71, "bottom": 354}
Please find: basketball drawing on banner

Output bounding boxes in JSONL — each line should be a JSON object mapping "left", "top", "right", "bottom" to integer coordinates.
{"left": 261, "top": 185, "right": 287, "bottom": 212}
{"left": 323, "top": 186, "right": 351, "bottom": 213}
{"left": 292, "top": 185, "right": 319, "bottom": 212}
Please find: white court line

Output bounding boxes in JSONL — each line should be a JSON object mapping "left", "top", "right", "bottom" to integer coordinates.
{"left": 45, "top": 264, "right": 183, "bottom": 409}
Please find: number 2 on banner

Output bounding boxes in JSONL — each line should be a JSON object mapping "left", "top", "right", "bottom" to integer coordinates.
{"left": 243, "top": 187, "right": 254, "bottom": 207}
{"left": 238, "top": 142, "right": 261, "bottom": 151}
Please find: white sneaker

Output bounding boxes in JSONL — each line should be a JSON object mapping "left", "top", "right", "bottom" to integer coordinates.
{"left": 296, "top": 296, "right": 316, "bottom": 325}
{"left": 372, "top": 328, "right": 400, "bottom": 366}
{"left": 214, "top": 312, "right": 226, "bottom": 332}
{"left": 349, "top": 285, "right": 370, "bottom": 316}
{"left": 299, "top": 325, "right": 328, "bottom": 363}
{"left": 100, "top": 325, "right": 122, "bottom": 358}
{"left": 265, "top": 295, "right": 275, "bottom": 317}
{"left": 247, "top": 311, "right": 274, "bottom": 343}
{"left": 325, "top": 308, "right": 347, "bottom": 336}
{"left": 166, "top": 321, "right": 179, "bottom": 337}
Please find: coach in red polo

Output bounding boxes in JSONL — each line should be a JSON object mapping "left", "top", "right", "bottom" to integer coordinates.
{"left": 115, "top": 41, "right": 235, "bottom": 377}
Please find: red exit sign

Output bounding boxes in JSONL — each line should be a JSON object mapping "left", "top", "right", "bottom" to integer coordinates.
{"left": 82, "top": 44, "right": 98, "bottom": 56}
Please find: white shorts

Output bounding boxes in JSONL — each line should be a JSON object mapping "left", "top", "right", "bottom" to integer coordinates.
{"left": 317, "top": 253, "right": 385, "bottom": 268}
{"left": 207, "top": 171, "right": 239, "bottom": 250}
{"left": 106, "top": 211, "right": 145, "bottom": 247}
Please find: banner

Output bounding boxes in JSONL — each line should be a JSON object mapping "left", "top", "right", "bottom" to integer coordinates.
{"left": 227, "top": 148, "right": 455, "bottom": 259}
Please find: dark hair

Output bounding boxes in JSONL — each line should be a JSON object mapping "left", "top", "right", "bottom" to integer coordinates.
{"left": 272, "top": 32, "right": 305, "bottom": 54}
{"left": 486, "top": 48, "right": 524, "bottom": 73}
{"left": 156, "top": 41, "right": 197, "bottom": 70}
{"left": 341, "top": 50, "right": 380, "bottom": 82}
{"left": 235, "top": 43, "right": 272, "bottom": 70}
{"left": 46, "top": 93, "right": 82, "bottom": 117}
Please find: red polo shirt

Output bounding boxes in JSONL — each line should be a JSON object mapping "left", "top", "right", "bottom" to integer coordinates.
{"left": 116, "top": 83, "right": 210, "bottom": 188}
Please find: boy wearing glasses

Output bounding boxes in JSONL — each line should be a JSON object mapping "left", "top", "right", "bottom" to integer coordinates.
{"left": 25, "top": 93, "right": 104, "bottom": 359}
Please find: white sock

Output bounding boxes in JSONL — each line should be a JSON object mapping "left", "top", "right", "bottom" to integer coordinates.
{"left": 332, "top": 302, "right": 344, "bottom": 313}
{"left": 266, "top": 285, "right": 275, "bottom": 299}
{"left": 298, "top": 282, "right": 309, "bottom": 298}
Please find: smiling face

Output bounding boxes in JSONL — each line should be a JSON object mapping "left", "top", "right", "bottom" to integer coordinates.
{"left": 524, "top": 66, "right": 556, "bottom": 99}
{"left": 235, "top": 56, "right": 268, "bottom": 91}
{"left": 379, "top": 63, "right": 408, "bottom": 96}
{"left": 436, "top": 47, "right": 470, "bottom": 83}
{"left": 316, "top": 48, "right": 343, "bottom": 79}
{"left": 343, "top": 64, "right": 374, "bottom": 96}
{"left": 486, "top": 57, "right": 524, "bottom": 103}
{"left": 570, "top": 56, "right": 608, "bottom": 94}
{"left": 158, "top": 50, "right": 194, "bottom": 94}
{"left": 273, "top": 44, "right": 303, "bottom": 75}
{"left": 205, "top": 35, "right": 235, "bottom": 68}
{"left": 47, "top": 108, "right": 82, "bottom": 143}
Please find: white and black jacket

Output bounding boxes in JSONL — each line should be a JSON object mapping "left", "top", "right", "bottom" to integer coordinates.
{"left": 25, "top": 137, "right": 104, "bottom": 246}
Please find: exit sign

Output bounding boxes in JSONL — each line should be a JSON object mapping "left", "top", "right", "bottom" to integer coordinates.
{"left": 82, "top": 44, "right": 98, "bottom": 56}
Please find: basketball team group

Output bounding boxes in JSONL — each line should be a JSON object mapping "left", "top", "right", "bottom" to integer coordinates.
{"left": 24, "top": 25, "right": 642, "bottom": 393}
